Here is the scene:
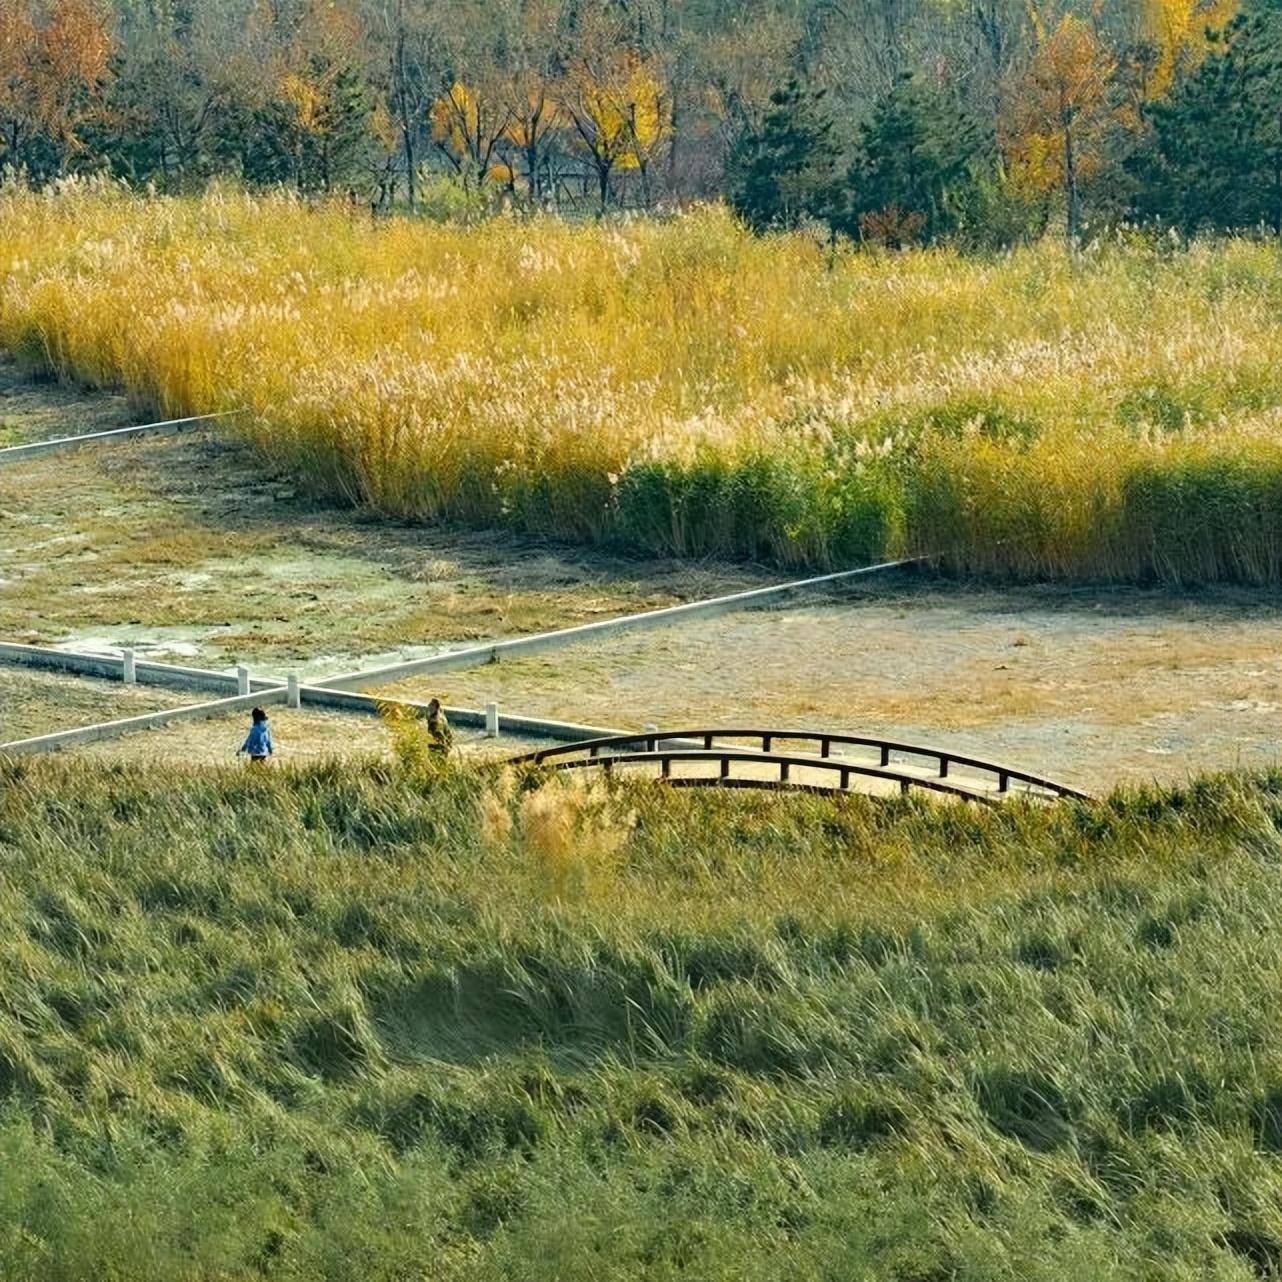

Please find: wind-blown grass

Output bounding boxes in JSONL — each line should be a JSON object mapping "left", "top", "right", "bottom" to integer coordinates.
{"left": 2, "top": 756, "right": 1282, "bottom": 1278}
{"left": 4, "top": 181, "right": 1282, "bottom": 581}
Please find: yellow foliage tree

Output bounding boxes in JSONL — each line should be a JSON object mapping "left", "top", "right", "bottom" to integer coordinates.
{"left": 1003, "top": 12, "right": 1115, "bottom": 240}
{"left": 429, "top": 78, "right": 511, "bottom": 188}
{"left": 1139, "top": 0, "right": 1237, "bottom": 100}
{"left": 564, "top": 52, "right": 668, "bottom": 210}
{"left": 500, "top": 69, "right": 562, "bottom": 202}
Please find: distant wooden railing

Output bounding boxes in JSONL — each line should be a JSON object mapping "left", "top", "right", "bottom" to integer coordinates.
{"left": 503, "top": 728, "right": 1092, "bottom": 804}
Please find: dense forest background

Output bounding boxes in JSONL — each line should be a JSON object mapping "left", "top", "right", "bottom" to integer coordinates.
{"left": 2, "top": 0, "right": 1281, "bottom": 244}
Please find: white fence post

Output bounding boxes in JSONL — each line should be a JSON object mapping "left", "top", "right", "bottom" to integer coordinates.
{"left": 121, "top": 648, "right": 136, "bottom": 685}
{"left": 485, "top": 701, "right": 500, "bottom": 738}
{"left": 237, "top": 665, "right": 251, "bottom": 697}
{"left": 287, "top": 673, "right": 301, "bottom": 709}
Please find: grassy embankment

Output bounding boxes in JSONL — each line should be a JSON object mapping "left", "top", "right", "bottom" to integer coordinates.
{"left": 3, "top": 184, "right": 1282, "bottom": 584}
{"left": 2, "top": 756, "right": 1282, "bottom": 1279}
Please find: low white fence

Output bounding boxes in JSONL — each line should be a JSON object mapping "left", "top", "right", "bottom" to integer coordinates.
{"left": 0, "top": 643, "right": 616, "bottom": 756}
{"left": 0, "top": 412, "right": 235, "bottom": 464}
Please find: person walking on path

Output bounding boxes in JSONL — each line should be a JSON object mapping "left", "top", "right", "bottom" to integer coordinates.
{"left": 238, "top": 706, "right": 274, "bottom": 765}
{"left": 426, "top": 698, "right": 452, "bottom": 755}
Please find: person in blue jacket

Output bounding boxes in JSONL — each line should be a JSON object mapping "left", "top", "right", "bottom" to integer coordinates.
{"left": 238, "top": 707, "right": 274, "bottom": 765}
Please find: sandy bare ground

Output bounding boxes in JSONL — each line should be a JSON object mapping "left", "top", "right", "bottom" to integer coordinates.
{"left": 385, "top": 583, "right": 1282, "bottom": 794}
{"left": 0, "top": 357, "right": 764, "bottom": 673}
{"left": 3, "top": 360, "right": 1280, "bottom": 794}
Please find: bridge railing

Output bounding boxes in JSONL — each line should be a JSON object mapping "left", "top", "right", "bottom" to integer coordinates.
{"left": 503, "top": 728, "right": 1091, "bottom": 801}
{"left": 542, "top": 748, "right": 1013, "bottom": 803}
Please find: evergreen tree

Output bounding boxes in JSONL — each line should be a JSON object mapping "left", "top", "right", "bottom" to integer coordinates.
{"left": 726, "top": 79, "right": 841, "bottom": 232}
{"left": 1134, "top": 1, "right": 1282, "bottom": 232}
{"left": 842, "top": 75, "right": 986, "bottom": 245}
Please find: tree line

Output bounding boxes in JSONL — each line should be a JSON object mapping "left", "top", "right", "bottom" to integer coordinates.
{"left": 1, "top": 0, "right": 1280, "bottom": 243}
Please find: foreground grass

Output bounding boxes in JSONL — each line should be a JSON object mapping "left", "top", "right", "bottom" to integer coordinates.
{"left": 4, "top": 184, "right": 1282, "bottom": 582}
{"left": 1, "top": 758, "right": 1281, "bottom": 1278}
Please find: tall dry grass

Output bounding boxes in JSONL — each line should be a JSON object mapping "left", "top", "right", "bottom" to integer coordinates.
{"left": 5, "top": 179, "right": 1282, "bottom": 580}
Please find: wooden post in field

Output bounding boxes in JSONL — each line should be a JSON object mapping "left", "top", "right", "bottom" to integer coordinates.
{"left": 287, "top": 673, "right": 301, "bottom": 709}
{"left": 121, "top": 649, "right": 136, "bottom": 685}
{"left": 237, "top": 665, "right": 251, "bottom": 697}
{"left": 485, "top": 702, "right": 500, "bottom": 738}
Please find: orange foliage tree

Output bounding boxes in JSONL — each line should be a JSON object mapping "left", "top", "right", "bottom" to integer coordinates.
{"left": 1003, "top": 11, "right": 1116, "bottom": 239}
{"left": 0, "top": 0, "right": 112, "bottom": 169}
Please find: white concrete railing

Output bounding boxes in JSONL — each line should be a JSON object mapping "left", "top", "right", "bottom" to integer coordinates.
{"left": 317, "top": 554, "right": 927, "bottom": 692}
{"left": 0, "top": 689, "right": 288, "bottom": 756}
{"left": 0, "top": 412, "right": 236, "bottom": 464}
{"left": 0, "top": 642, "right": 616, "bottom": 756}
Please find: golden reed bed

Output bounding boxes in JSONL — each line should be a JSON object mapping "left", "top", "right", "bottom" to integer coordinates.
{"left": 4, "top": 181, "right": 1282, "bottom": 581}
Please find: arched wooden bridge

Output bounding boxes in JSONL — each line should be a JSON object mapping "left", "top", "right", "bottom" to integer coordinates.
{"left": 503, "top": 729, "right": 1091, "bottom": 805}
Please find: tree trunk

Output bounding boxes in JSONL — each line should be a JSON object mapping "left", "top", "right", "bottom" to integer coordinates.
{"left": 525, "top": 140, "right": 539, "bottom": 201}
{"left": 1063, "top": 110, "right": 1079, "bottom": 241}
{"left": 403, "top": 123, "right": 416, "bottom": 209}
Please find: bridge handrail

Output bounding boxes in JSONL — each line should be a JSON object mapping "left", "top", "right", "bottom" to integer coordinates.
{"left": 503, "top": 728, "right": 1091, "bottom": 801}
{"left": 542, "top": 748, "right": 1003, "bottom": 804}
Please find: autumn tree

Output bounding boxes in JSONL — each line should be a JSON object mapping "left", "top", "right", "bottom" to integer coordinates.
{"left": 1003, "top": 11, "right": 1117, "bottom": 239}
{"left": 563, "top": 50, "right": 668, "bottom": 210}
{"left": 0, "top": 0, "right": 112, "bottom": 176}
{"left": 497, "top": 67, "right": 561, "bottom": 202}
{"left": 429, "top": 77, "right": 514, "bottom": 189}
{"left": 1135, "top": 0, "right": 1239, "bottom": 101}
{"left": 379, "top": 0, "right": 441, "bottom": 209}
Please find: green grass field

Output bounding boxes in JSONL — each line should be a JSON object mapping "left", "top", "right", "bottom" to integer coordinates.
{"left": 2, "top": 756, "right": 1281, "bottom": 1280}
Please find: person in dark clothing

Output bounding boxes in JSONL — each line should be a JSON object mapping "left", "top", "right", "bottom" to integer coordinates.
{"left": 425, "top": 698, "right": 452, "bottom": 754}
{"left": 238, "top": 707, "right": 274, "bottom": 764}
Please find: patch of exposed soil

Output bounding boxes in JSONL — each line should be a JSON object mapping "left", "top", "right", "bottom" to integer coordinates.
{"left": 388, "top": 585, "right": 1282, "bottom": 793}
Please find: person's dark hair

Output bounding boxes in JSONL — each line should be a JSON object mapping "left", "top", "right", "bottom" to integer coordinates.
{"left": 251, "top": 707, "right": 268, "bottom": 723}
